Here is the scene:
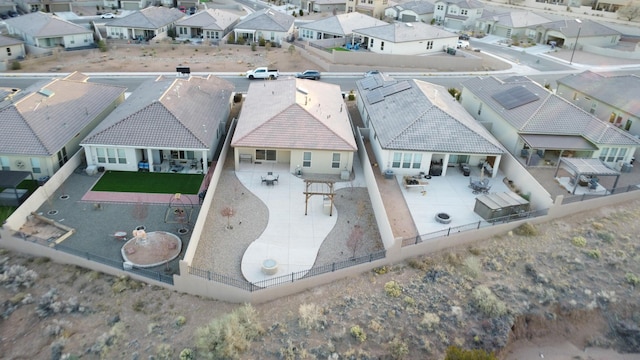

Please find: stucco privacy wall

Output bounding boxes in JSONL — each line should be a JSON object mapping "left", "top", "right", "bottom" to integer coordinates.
{"left": 499, "top": 155, "right": 553, "bottom": 210}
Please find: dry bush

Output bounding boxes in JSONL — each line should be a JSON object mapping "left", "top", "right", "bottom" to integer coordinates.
{"left": 388, "top": 337, "right": 409, "bottom": 359}
{"left": 463, "top": 256, "right": 482, "bottom": 278}
{"left": 513, "top": 222, "right": 538, "bottom": 236}
{"left": 420, "top": 312, "right": 440, "bottom": 332}
{"left": 384, "top": 281, "right": 402, "bottom": 297}
{"left": 195, "top": 304, "right": 263, "bottom": 359}
{"left": 470, "top": 285, "right": 507, "bottom": 318}
{"left": 298, "top": 303, "right": 326, "bottom": 330}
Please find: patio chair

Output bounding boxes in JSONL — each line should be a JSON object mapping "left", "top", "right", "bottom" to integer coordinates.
{"left": 268, "top": 171, "right": 273, "bottom": 175}
{"left": 273, "top": 175, "right": 279, "bottom": 184}
{"left": 261, "top": 176, "right": 267, "bottom": 185}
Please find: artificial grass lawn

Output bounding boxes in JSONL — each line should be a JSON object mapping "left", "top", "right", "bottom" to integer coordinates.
{"left": 0, "top": 180, "right": 37, "bottom": 224}
{"left": 329, "top": 47, "right": 349, "bottom": 52}
{"left": 92, "top": 171, "right": 203, "bottom": 194}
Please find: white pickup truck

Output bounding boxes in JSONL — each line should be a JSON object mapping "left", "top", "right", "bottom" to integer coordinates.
{"left": 245, "top": 67, "right": 279, "bottom": 80}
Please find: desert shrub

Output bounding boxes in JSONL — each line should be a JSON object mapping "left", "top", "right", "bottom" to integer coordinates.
{"left": 195, "top": 304, "right": 263, "bottom": 359}
{"left": 132, "top": 299, "right": 145, "bottom": 312}
{"left": 369, "top": 319, "right": 383, "bottom": 333}
{"left": 463, "top": 256, "right": 482, "bottom": 278}
{"left": 175, "top": 315, "right": 187, "bottom": 327}
{"left": 350, "top": 325, "right": 366, "bottom": 342}
{"left": 156, "top": 343, "right": 173, "bottom": 359}
{"left": 388, "top": 337, "right": 409, "bottom": 359}
{"left": 384, "top": 281, "right": 402, "bottom": 297}
{"left": 470, "top": 285, "right": 507, "bottom": 318}
{"left": 348, "top": 90, "right": 355, "bottom": 101}
{"left": 251, "top": 43, "right": 256, "bottom": 51}
{"left": 258, "top": 37, "right": 266, "bottom": 46}
{"left": 9, "top": 292, "right": 27, "bottom": 305}
{"left": 298, "top": 303, "right": 325, "bottom": 330}
{"left": 0, "top": 264, "right": 38, "bottom": 290}
{"left": 403, "top": 296, "right": 415, "bottom": 307}
{"left": 237, "top": 37, "right": 245, "bottom": 45}
{"left": 625, "top": 273, "right": 639, "bottom": 287}
{"left": 11, "top": 60, "right": 21, "bottom": 70}
{"left": 587, "top": 249, "right": 601, "bottom": 259}
{"left": 179, "top": 348, "right": 195, "bottom": 360}
{"left": 592, "top": 222, "right": 604, "bottom": 230}
{"left": 227, "top": 32, "right": 235, "bottom": 44}
{"left": 407, "top": 257, "right": 433, "bottom": 271}
{"left": 513, "top": 222, "right": 538, "bottom": 236}
{"left": 420, "top": 312, "right": 440, "bottom": 332}
{"left": 265, "top": 42, "right": 272, "bottom": 51}
{"left": 596, "top": 232, "right": 615, "bottom": 243}
{"left": 571, "top": 236, "right": 587, "bottom": 247}
{"left": 98, "top": 40, "right": 107, "bottom": 52}
{"left": 299, "top": 9, "right": 304, "bottom": 16}
{"left": 445, "top": 346, "right": 497, "bottom": 360}
{"left": 373, "top": 265, "right": 390, "bottom": 275}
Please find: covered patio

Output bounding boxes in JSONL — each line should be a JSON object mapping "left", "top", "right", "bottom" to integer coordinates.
{"left": 0, "top": 171, "right": 33, "bottom": 207}
{"left": 554, "top": 158, "right": 620, "bottom": 195}
{"left": 519, "top": 134, "right": 596, "bottom": 167}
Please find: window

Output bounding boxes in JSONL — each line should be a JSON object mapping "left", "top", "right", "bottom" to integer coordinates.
{"left": 370, "top": 39, "right": 374, "bottom": 47}
{"left": 607, "top": 148, "right": 618, "bottom": 162}
{"left": 392, "top": 152, "right": 401, "bottom": 168}
{"left": 31, "top": 158, "right": 41, "bottom": 173}
{"left": 461, "top": 9, "right": 468, "bottom": 15}
{"left": 437, "top": 4, "right": 444, "bottom": 10}
{"left": 332, "top": 153, "right": 341, "bottom": 168}
{"left": 107, "top": 148, "right": 117, "bottom": 163}
{"left": 270, "top": 32, "right": 275, "bottom": 41}
{"left": 609, "top": 112, "right": 616, "bottom": 123}
{"left": 617, "top": 148, "right": 627, "bottom": 162}
{"left": 590, "top": 103, "right": 597, "bottom": 114}
{"left": 6, "top": 47, "right": 11, "bottom": 56}
{"left": 380, "top": 41, "right": 384, "bottom": 50}
{"left": 96, "top": 148, "right": 106, "bottom": 163}
{"left": 57, "top": 147, "right": 68, "bottom": 168}
{"left": 303, "top": 152, "right": 312, "bottom": 167}
{"left": 426, "top": 40, "right": 433, "bottom": 50}
{"left": 506, "top": 29, "right": 511, "bottom": 38}
{"left": 117, "top": 149, "right": 126, "bottom": 164}
{"left": 599, "top": 147, "right": 609, "bottom": 161}
{"left": 96, "top": 147, "right": 126, "bottom": 164}
{"left": 170, "top": 150, "right": 195, "bottom": 160}
{"left": 625, "top": 120, "right": 632, "bottom": 131}
{"left": 0, "top": 157, "right": 9, "bottom": 171}
{"left": 256, "top": 149, "right": 276, "bottom": 161}
{"left": 412, "top": 154, "right": 422, "bottom": 169}
{"left": 402, "top": 153, "right": 412, "bottom": 168}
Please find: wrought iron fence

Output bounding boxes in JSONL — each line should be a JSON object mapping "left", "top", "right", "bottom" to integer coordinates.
{"left": 308, "top": 42, "right": 331, "bottom": 53}
{"left": 561, "top": 184, "right": 640, "bottom": 204}
{"left": 402, "top": 209, "right": 548, "bottom": 246}
{"left": 54, "top": 244, "right": 174, "bottom": 285}
{"left": 188, "top": 250, "right": 386, "bottom": 291}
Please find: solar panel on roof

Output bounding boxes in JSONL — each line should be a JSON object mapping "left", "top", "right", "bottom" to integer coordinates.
{"left": 381, "top": 81, "right": 411, "bottom": 97}
{"left": 492, "top": 86, "right": 539, "bottom": 110}
{"left": 367, "top": 89, "right": 384, "bottom": 104}
{"left": 361, "top": 76, "right": 381, "bottom": 90}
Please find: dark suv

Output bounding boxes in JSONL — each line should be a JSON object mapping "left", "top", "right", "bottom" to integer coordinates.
{"left": 295, "top": 70, "right": 321, "bottom": 80}
{"left": 458, "top": 34, "right": 470, "bottom": 40}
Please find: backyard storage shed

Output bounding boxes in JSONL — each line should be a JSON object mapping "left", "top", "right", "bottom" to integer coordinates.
{"left": 474, "top": 192, "right": 529, "bottom": 221}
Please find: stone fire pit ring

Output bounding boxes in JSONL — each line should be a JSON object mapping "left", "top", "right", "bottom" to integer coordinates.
{"left": 435, "top": 212, "right": 452, "bottom": 224}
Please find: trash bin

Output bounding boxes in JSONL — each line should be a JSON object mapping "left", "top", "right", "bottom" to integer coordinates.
{"left": 37, "top": 176, "right": 50, "bottom": 186}
{"left": 384, "top": 170, "right": 394, "bottom": 179}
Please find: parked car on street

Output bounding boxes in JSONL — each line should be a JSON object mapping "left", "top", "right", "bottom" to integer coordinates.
{"left": 0, "top": 13, "right": 8, "bottom": 19}
{"left": 246, "top": 67, "right": 279, "bottom": 80}
{"left": 295, "top": 70, "right": 321, "bottom": 80}
{"left": 179, "top": 5, "right": 186, "bottom": 13}
{"left": 101, "top": 13, "right": 115, "bottom": 19}
{"left": 364, "top": 70, "right": 381, "bottom": 77}
{"left": 457, "top": 40, "right": 469, "bottom": 49}
{"left": 188, "top": 6, "right": 197, "bottom": 14}
{"left": 8, "top": 10, "right": 18, "bottom": 17}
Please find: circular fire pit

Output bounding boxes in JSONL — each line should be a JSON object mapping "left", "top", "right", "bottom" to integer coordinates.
{"left": 261, "top": 259, "right": 278, "bottom": 275}
{"left": 435, "top": 212, "right": 452, "bottom": 224}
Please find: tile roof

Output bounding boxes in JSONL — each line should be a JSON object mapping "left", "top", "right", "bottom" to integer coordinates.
{"left": 538, "top": 19, "right": 620, "bottom": 37}
{"left": 5, "top": 12, "right": 91, "bottom": 37}
{"left": 356, "top": 75, "right": 505, "bottom": 154}
{"left": 395, "top": 1, "right": 435, "bottom": 15}
{"left": 354, "top": 22, "right": 457, "bottom": 43}
{"left": 106, "top": 6, "right": 185, "bottom": 29}
{"left": 235, "top": 8, "right": 294, "bottom": 32}
{"left": 435, "top": 0, "right": 483, "bottom": 9}
{"left": 175, "top": 9, "right": 240, "bottom": 30}
{"left": 0, "top": 72, "right": 126, "bottom": 156}
{"left": 557, "top": 71, "right": 640, "bottom": 117}
{"left": 231, "top": 79, "right": 356, "bottom": 151}
{"left": 461, "top": 76, "right": 640, "bottom": 147}
{"left": 479, "top": 10, "right": 550, "bottom": 28}
{"left": 300, "top": 12, "right": 387, "bottom": 36}
{"left": 0, "top": 35, "right": 23, "bottom": 46}
{"left": 314, "top": 0, "right": 346, "bottom": 5}
{"left": 82, "top": 75, "right": 234, "bottom": 149}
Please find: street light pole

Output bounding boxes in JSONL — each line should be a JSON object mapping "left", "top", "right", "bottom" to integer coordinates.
{"left": 569, "top": 19, "right": 582, "bottom": 65}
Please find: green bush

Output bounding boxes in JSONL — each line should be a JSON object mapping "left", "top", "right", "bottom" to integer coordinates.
{"left": 384, "top": 281, "right": 402, "bottom": 298}
{"left": 11, "top": 60, "right": 21, "bottom": 70}
{"left": 625, "top": 273, "right": 639, "bottom": 287}
{"left": 571, "top": 236, "right": 587, "bottom": 247}
{"left": 251, "top": 42, "right": 256, "bottom": 51}
{"left": 471, "top": 285, "right": 507, "bottom": 317}
{"left": 238, "top": 37, "right": 246, "bottom": 45}
{"left": 350, "top": 325, "right": 366, "bottom": 343}
{"left": 388, "top": 337, "right": 409, "bottom": 359}
{"left": 179, "top": 348, "right": 194, "bottom": 360}
{"left": 299, "top": 9, "right": 304, "bottom": 16}
{"left": 587, "top": 249, "right": 601, "bottom": 259}
{"left": 195, "top": 304, "right": 263, "bottom": 359}
{"left": 227, "top": 32, "right": 235, "bottom": 44}
{"left": 258, "top": 37, "right": 266, "bottom": 46}
{"left": 373, "top": 266, "right": 390, "bottom": 275}
{"left": 175, "top": 315, "right": 187, "bottom": 327}
{"left": 98, "top": 39, "right": 108, "bottom": 52}
{"left": 597, "top": 232, "right": 615, "bottom": 243}
{"left": 445, "top": 346, "right": 497, "bottom": 360}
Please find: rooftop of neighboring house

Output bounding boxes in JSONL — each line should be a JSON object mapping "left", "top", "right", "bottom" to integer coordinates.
{"left": 300, "top": 12, "right": 387, "bottom": 36}
{"left": 461, "top": 76, "right": 640, "bottom": 147}
{"left": 0, "top": 72, "right": 126, "bottom": 156}
{"left": 357, "top": 74, "right": 505, "bottom": 154}
{"left": 82, "top": 75, "right": 234, "bottom": 150}
{"left": 235, "top": 8, "right": 294, "bottom": 32}
{"left": 0, "top": 34, "right": 23, "bottom": 46}
{"left": 537, "top": 18, "right": 620, "bottom": 37}
{"left": 231, "top": 79, "right": 357, "bottom": 151}
{"left": 354, "top": 21, "right": 457, "bottom": 42}
{"left": 390, "top": 0, "right": 435, "bottom": 15}
{"left": 4, "top": 11, "right": 91, "bottom": 37}
{"left": 175, "top": 9, "right": 240, "bottom": 30}
{"left": 556, "top": 71, "right": 640, "bottom": 117}
{"left": 434, "top": 0, "right": 484, "bottom": 10}
{"left": 106, "top": 6, "right": 186, "bottom": 29}
{"left": 479, "top": 10, "right": 551, "bottom": 28}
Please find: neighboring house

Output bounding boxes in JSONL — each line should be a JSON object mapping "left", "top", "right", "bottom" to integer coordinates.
{"left": 460, "top": 76, "right": 640, "bottom": 168}
{"left": 0, "top": 72, "right": 126, "bottom": 177}
{"left": 175, "top": 9, "right": 240, "bottom": 41}
{"left": 346, "top": 0, "right": 388, "bottom": 19}
{"left": 233, "top": 9, "right": 295, "bottom": 45}
{"left": 353, "top": 22, "right": 458, "bottom": 55}
{"left": 18, "top": 0, "right": 72, "bottom": 13}
{"left": 105, "top": 6, "right": 185, "bottom": 41}
{"left": 5, "top": 12, "right": 94, "bottom": 50}
{"left": 534, "top": 19, "right": 620, "bottom": 48}
{"left": 298, "top": 12, "right": 387, "bottom": 41}
{"left": 475, "top": 10, "right": 551, "bottom": 39}
{"left": 0, "top": 35, "right": 26, "bottom": 63}
{"left": 556, "top": 71, "right": 640, "bottom": 140}
{"left": 301, "top": 0, "right": 346, "bottom": 13}
{"left": 385, "top": 0, "right": 435, "bottom": 23}
{"left": 81, "top": 75, "right": 234, "bottom": 175}
{"left": 433, "top": 0, "right": 484, "bottom": 31}
{"left": 356, "top": 74, "right": 505, "bottom": 177}
{"left": 116, "top": 0, "right": 145, "bottom": 11}
{"left": 231, "top": 79, "right": 357, "bottom": 176}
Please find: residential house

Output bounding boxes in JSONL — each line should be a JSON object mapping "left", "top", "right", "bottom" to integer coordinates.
{"left": 0, "top": 35, "right": 26, "bottom": 64}
{"left": 105, "top": 6, "right": 185, "bottom": 41}
{"left": 232, "top": 9, "right": 295, "bottom": 45}
{"left": 346, "top": 0, "right": 388, "bottom": 19}
{"left": 460, "top": 76, "right": 640, "bottom": 168}
{"left": 81, "top": 75, "right": 234, "bottom": 175}
{"left": 353, "top": 22, "right": 458, "bottom": 55}
{"left": 534, "top": 19, "right": 620, "bottom": 48}
{"left": 433, "top": 0, "right": 484, "bottom": 31}
{"left": 385, "top": 0, "right": 435, "bottom": 23}
{"left": 302, "top": 0, "right": 346, "bottom": 13}
{"left": 556, "top": 71, "right": 640, "bottom": 141}
{"left": 17, "top": 0, "right": 72, "bottom": 13}
{"left": 175, "top": 9, "right": 240, "bottom": 41}
{"left": 356, "top": 74, "right": 505, "bottom": 177}
{"left": 0, "top": 72, "right": 126, "bottom": 177}
{"left": 231, "top": 79, "right": 357, "bottom": 175}
{"left": 475, "top": 10, "right": 551, "bottom": 39}
{"left": 5, "top": 12, "right": 94, "bottom": 50}
{"left": 298, "top": 12, "right": 386, "bottom": 41}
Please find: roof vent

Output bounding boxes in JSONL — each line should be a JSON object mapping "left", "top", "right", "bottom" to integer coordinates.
{"left": 406, "top": 23, "right": 413, "bottom": 27}
{"left": 38, "top": 88, "right": 54, "bottom": 97}
{"left": 297, "top": 87, "right": 308, "bottom": 95}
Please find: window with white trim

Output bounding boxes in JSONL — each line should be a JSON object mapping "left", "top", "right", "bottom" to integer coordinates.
{"left": 332, "top": 153, "right": 341, "bottom": 168}
{"left": 30, "top": 158, "right": 41, "bottom": 173}
{"left": 617, "top": 148, "right": 627, "bottom": 162}
{"left": 607, "top": 148, "right": 618, "bottom": 162}
{"left": 256, "top": 149, "right": 276, "bottom": 161}
{"left": 599, "top": 147, "right": 609, "bottom": 161}
{"left": 426, "top": 40, "right": 433, "bottom": 50}
{"left": 96, "top": 147, "right": 127, "bottom": 164}
{"left": 303, "top": 152, "right": 312, "bottom": 167}
{"left": 0, "top": 157, "right": 9, "bottom": 171}
{"left": 392, "top": 152, "right": 422, "bottom": 169}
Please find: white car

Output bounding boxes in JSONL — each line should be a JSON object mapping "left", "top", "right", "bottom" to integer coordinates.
{"left": 457, "top": 40, "right": 469, "bottom": 49}
{"left": 101, "top": 13, "right": 115, "bottom": 19}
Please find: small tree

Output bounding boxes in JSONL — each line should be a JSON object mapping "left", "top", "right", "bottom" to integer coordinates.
{"left": 11, "top": 60, "right": 21, "bottom": 70}
{"left": 299, "top": 9, "right": 304, "bottom": 16}
{"left": 265, "top": 42, "right": 272, "bottom": 51}
{"left": 258, "top": 36, "right": 266, "bottom": 46}
{"left": 98, "top": 39, "right": 108, "bottom": 52}
{"left": 237, "top": 36, "right": 246, "bottom": 45}
{"left": 447, "top": 87, "right": 460, "bottom": 101}
{"left": 347, "top": 224, "right": 364, "bottom": 258}
{"left": 227, "top": 32, "right": 235, "bottom": 44}
{"left": 167, "top": 27, "right": 177, "bottom": 40}
{"left": 292, "top": 10, "right": 297, "bottom": 17}
{"left": 221, "top": 207, "right": 234, "bottom": 229}
{"left": 288, "top": 44, "right": 296, "bottom": 55}
{"left": 618, "top": 3, "right": 640, "bottom": 21}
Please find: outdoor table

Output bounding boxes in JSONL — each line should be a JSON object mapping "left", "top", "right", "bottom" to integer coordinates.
{"left": 265, "top": 175, "right": 275, "bottom": 185}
